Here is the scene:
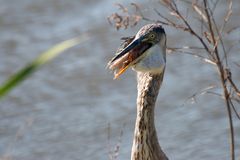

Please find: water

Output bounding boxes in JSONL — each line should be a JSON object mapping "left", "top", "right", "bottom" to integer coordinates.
{"left": 0, "top": 0, "right": 240, "bottom": 159}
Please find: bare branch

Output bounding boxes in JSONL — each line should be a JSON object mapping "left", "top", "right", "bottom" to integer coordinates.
{"left": 182, "top": 85, "right": 218, "bottom": 105}
{"left": 229, "top": 99, "right": 240, "bottom": 120}
{"left": 115, "top": 3, "right": 128, "bottom": 13}
{"left": 203, "top": 1, "right": 235, "bottom": 159}
{"left": 225, "top": 68, "right": 240, "bottom": 97}
{"left": 192, "top": 2, "right": 207, "bottom": 23}
{"left": 167, "top": 47, "right": 216, "bottom": 65}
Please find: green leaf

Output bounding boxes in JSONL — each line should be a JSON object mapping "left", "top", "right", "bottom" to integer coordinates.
{"left": 0, "top": 35, "right": 89, "bottom": 99}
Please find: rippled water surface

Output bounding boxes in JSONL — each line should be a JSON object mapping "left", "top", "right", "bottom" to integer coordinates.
{"left": 0, "top": 0, "right": 240, "bottom": 160}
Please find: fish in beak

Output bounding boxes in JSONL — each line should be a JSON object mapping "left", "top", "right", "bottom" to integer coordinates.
{"left": 108, "top": 36, "right": 152, "bottom": 79}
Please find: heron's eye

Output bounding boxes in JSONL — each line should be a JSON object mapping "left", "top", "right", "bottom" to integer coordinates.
{"left": 149, "top": 33, "right": 155, "bottom": 39}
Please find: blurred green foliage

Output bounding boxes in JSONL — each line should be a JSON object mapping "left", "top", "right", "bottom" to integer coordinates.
{"left": 0, "top": 36, "right": 88, "bottom": 99}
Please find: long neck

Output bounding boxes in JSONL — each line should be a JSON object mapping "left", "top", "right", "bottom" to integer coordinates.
{"left": 131, "top": 72, "right": 168, "bottom": 160}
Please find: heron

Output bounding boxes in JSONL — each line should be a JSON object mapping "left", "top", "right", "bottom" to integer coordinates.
{"left": 108, "top": 24, "right": 168, "bottom": 160}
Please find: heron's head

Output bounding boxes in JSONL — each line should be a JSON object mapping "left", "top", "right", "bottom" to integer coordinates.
{"left": 110, "top": 24, "right": 166, "bottom": 63}
{"left": 135, "top": 23, "right": 166, "bottom": 47}
{"left": 108, "top": 24, "right": 166, "bottom": 79}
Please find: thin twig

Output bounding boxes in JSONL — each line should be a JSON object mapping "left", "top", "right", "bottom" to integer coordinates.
{"left": 229, "top": 98, "right": 240, "bottom": 120}
{"left": 225, "top": 69, "right": 240, "bottom": 97}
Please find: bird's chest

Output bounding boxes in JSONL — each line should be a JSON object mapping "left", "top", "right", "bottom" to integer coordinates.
{"left": 133, "top": 44, "right": 166, "bottom": 73}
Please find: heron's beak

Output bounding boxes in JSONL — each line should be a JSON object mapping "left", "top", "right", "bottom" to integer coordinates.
{"left": 108, "top": 36, "right": 151, "bottom": 79}
{"left": 110, "top": 36, "right": 145, "bottom": 63}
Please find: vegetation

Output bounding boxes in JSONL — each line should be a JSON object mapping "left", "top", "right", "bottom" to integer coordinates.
{"left": 0, "top": 36, "right": 89, "bottom": 99}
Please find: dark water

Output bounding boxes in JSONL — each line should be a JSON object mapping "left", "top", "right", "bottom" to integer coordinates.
{"left": 0, "top": 0, "right": 240, "bottom": 160}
